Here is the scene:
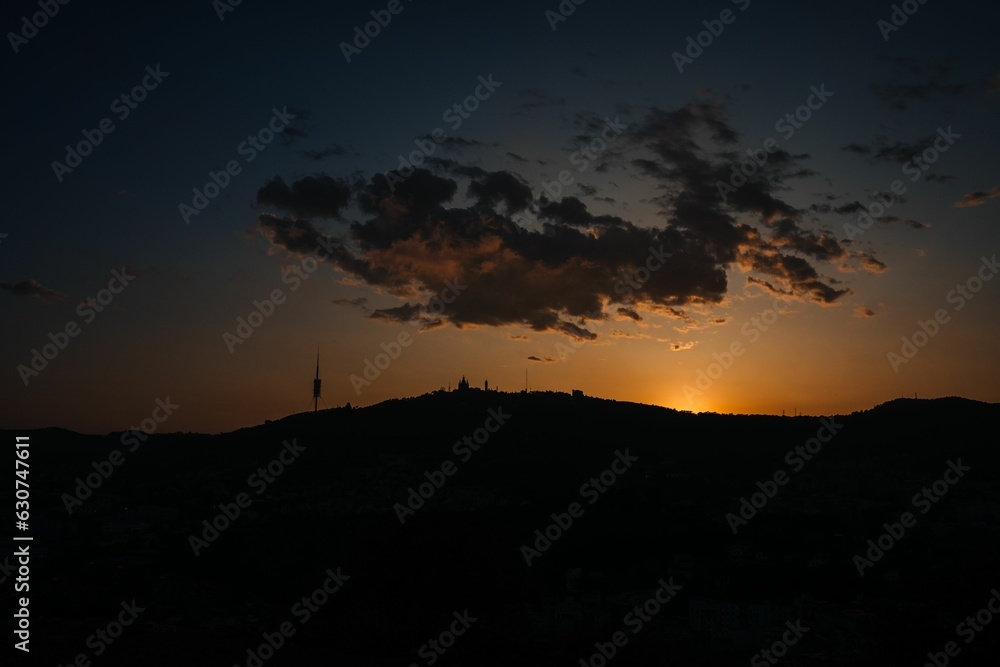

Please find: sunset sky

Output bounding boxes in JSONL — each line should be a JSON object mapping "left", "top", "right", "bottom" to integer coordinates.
{"left": 2, "top": 0, "right": 998, "bottom": 433}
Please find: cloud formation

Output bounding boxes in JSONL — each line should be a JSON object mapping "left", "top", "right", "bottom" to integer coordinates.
{"left": 0, "top": 279, "right": 67, "bottom": 303}
{"left": 255, "top": 99, "right": 883, "bottom": 341}
{"left": 954, "top": 183, "right": 1000, "bottom": 208}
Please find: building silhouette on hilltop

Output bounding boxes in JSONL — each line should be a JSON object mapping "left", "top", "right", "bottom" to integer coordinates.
{"left": 454, "top": 375, "right": 497, "bottom": 392}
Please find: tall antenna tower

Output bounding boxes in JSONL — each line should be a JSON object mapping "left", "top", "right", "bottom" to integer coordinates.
{"left": 313, "top": 348, "right": 322, "bottom": 412}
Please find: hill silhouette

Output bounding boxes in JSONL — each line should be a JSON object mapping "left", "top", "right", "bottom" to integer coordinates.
{"left": 4, "top": 392, "right": 999, "bottom": 666}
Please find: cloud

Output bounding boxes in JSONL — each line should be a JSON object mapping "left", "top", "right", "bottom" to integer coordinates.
{"left": 467, "top": 171, "right": 533, "bottom": 213}
{"left": 300, "top": 144, "right": 349, "bottom": 160}
{"left": 279, "top": 107, "right": 313, "bottom": 145}
{"left": 881, "top": 216, "right": 929, "bottom": 230}
{"left": 870, "top": 56, "right": 970, "bottom": 111}
{"left": 670, "top": 341, "right": 697, "bottom": 351}
{"left": 332, "top": 297, "right": 369, "bottom": 312}
{"left": 870, "top": 81, "right": 969, "bottom": 112}
{"left": 858, "top": 253, "right": 888, "bottom": 274}
{"left": 840, "top": 135, "right": 937, "bottom": 166}
{"left": 418, "top": 135, "right": 492, "bottom": 150}
{"left": 370, "top": 302, "right": 422, "bottom": 323}
{"left": 425, "top": 157, "right": 488, "bottom": 180}
{"left": 617, "top": 307, "right": 641, "bottom": 321}
{"left": 954, "top": 183, "right": 1000, "bottom": 208}
{"left": 513, "top": 88, "right": 566, "bottom": 113}
{"left": 527, "top": 355, "right": 556, "bottom": 363}
{"left": 256, "top": 98, "right": 877, "bottom": 340}
{"left": 257, "top": 175, "right": 352, "bottom": 218}
{"left": 0, "top": 279, "right": 67, "bottom": 303}
{"left": 817, "top": 199, "right": 927, "bottom": 230}
{"left": 854, "top": 306, "right": 876, "bottom": 318}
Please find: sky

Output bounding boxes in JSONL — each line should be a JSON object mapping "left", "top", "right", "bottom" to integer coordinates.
{"left": 1, "top": 0, "right": 998, "bottom": 433}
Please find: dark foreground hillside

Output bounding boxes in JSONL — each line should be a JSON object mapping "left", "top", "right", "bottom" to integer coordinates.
{"left": 4, "top": 392, "right": 999, "bottom": 665}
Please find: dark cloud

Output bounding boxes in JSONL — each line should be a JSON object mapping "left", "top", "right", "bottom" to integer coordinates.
{"left": 814, "top": 200, "right": 926, "bottom": 229}
{"left": 332, "top": 297, "right": 369, "bottom": 311}
{"left": 418, "top": 135, "right": 492, "bottom": 150}
{"left": 0, "top": 279, "right": 67, "bottom": 303}
{"left": 882, "top": 216, "right": 929, "bottom": 230}
{"left": 840, "top": 135, "right": 937, "bottom": 166}
{"left": 834, "top": 201, "right": 865, "bottom": 215}
{"left": 539, "top": 196, "right": 626, "bottom": 227}
{"left": 424, "top": 157, "right": 488, "bottom": 180}
{"left": 870, "top": 56, "right": 969, "bottom": 111}
{"left": 300, "top": 144, "right": 349, "bottom": 160}
{"left": 467, "top": 171, "right": 533, "bottom": 213}
{"left": 617, "top": 307, "right": 641, "bottom": 321}
{"left": 370, "top": 303, "right": 422, "bottom": 323}
{"left": 513, "top": 88, "right": 566, "bottom": 113}
{"left": 279, "top": 107, "right": 313, "bottom": 145}
{"left": 870, "top": 81, "right": 970, "bottom": 112}
{"left": 257, "top": 175, "right": 352, "bottom": 218}
{"left": 841, "top": 144, "right": 871, "bottom": 156}
{"left": 527, "top": 355, "right": 557, "bottom": 363}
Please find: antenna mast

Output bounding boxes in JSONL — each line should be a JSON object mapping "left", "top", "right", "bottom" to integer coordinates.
{"left": 313, "top": 348, "right": 322, "bottom": 412}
